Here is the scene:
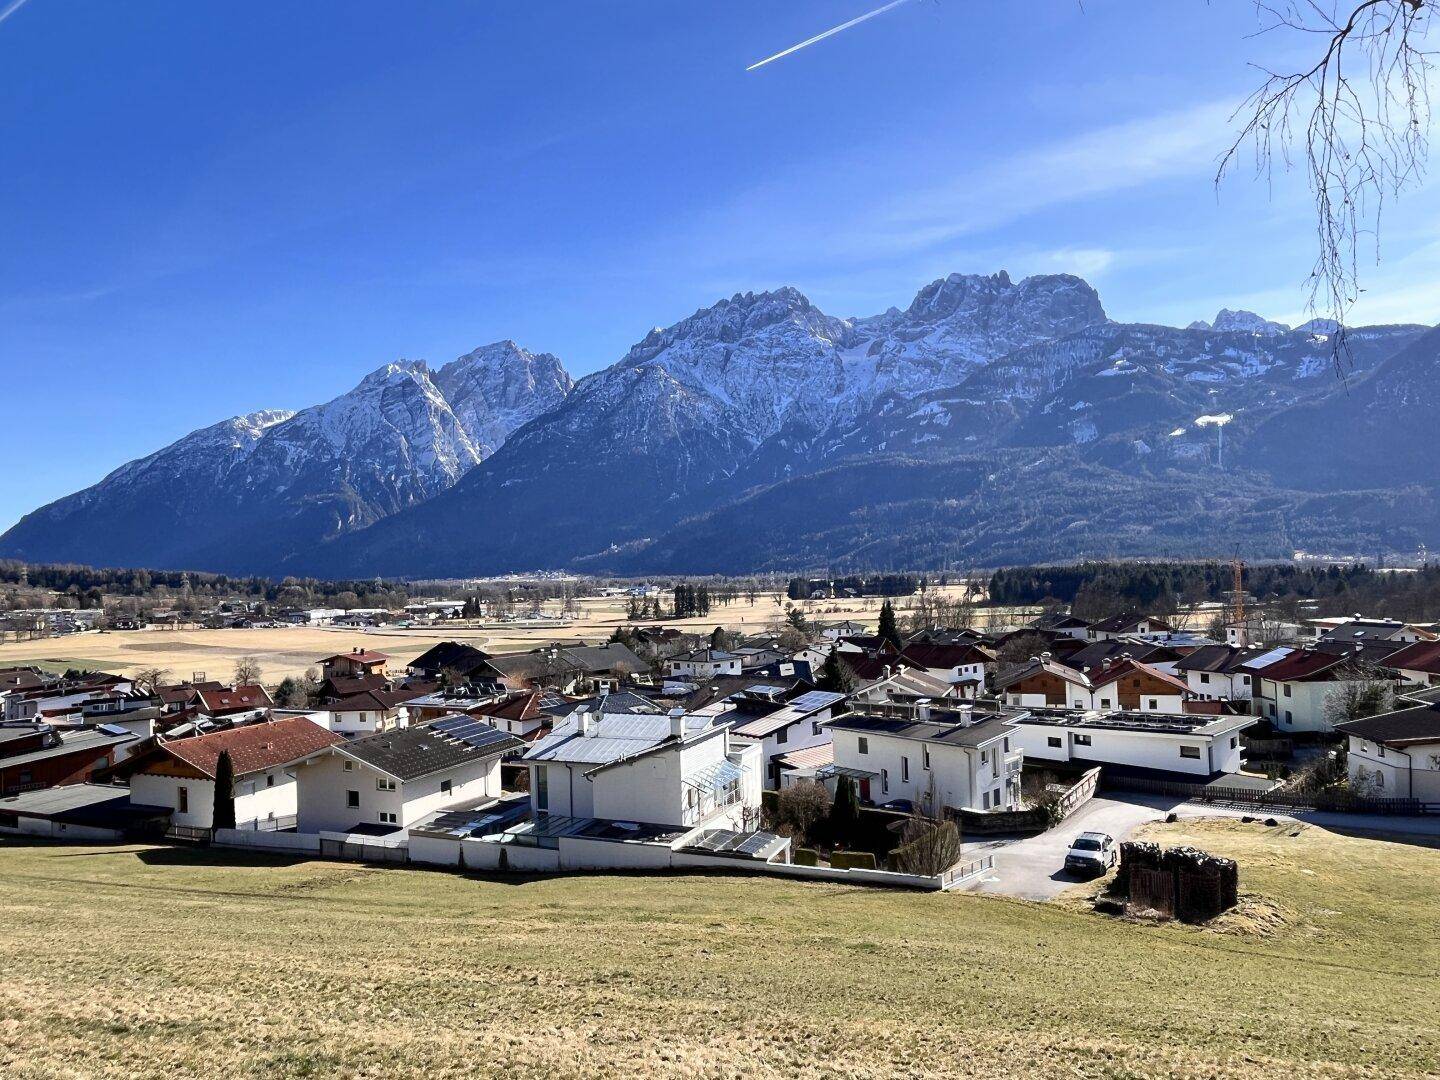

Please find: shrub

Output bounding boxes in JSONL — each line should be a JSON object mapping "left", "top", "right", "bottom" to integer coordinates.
{"left": 889, "top": 811, "right": 962, "bottom": 877}
{"left": 766, "top": 782, "right": 832, "bottom": 847}
{"left": 830, "top": 850, "right": 877, "bottom": 871}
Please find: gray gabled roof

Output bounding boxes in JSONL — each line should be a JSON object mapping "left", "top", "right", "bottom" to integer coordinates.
{"left": 1336, "top": 703, "right": 1440, "bottom": 746}
{"left": 337, "top": 722, "right": 522, "bottom": 782}
{"left": 524, "top": 712, "right": 710, "bottom": 767}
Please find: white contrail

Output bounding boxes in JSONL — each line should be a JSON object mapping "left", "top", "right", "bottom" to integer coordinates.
{"left": 0, "top": 0, "right": 32, "bottom": 28}
{"left": 747, "top": 0, "right": 917, "bottom": 72}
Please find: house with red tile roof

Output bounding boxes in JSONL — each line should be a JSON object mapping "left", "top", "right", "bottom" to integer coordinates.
{"left": 196, "top": 684, "right": 275, "bottom": 717}
{"left": 1086, "top": 658, "right": 1193, "bottom": 713}
{"left": 111, "top": 716, "right": 341, "bottom": 830}
{"left": 1245, "top": 647, "right": 1397, "bottom": 733}
{"left": 1382, "top": 641, "right": 1440, "bottom": 688}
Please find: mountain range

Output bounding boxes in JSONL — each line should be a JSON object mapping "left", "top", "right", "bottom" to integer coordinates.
{"left": 2, "top": 271, "right": 1436, "bottom": 577}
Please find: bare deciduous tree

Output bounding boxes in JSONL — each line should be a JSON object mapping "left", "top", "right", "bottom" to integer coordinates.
{"left": 1221, "top": 2, "right": 1434, "bottom": 347}
{"left": 233, "top": 656, "right": 263, "bottom": 687}
{"left": 132, "top": 666, "right": 170, "bottom": 693}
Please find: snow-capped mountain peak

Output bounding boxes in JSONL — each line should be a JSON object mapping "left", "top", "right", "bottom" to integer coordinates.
{"left": 1203, "top": 309, "right": 1291, "bottom": 336}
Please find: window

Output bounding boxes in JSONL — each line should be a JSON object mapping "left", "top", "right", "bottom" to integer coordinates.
{"left": 1241, "top": 674, "right": 1250, "bottom": 685}
{"left": 1230, "top": 737, "right": 1238, "bottom": 749}
{"left": 376, "top": 778, "right": 396, "bottom": 792}
{"left": 982, "top": 791, "right": 990, "bottom": 809}
{"left": 1047, "top": 736, "right": 1062, "bottom": 748}
{"left": 1072, "top": 733, "right": 1092, "bottom": 746}
{"left": 901, "top": 756, "right": 910, "bottom": 782}
{"left": 1148, "top": 699, "right": 1159, "bottom": 711}
{"left": 346, "top": 790, "right": 360, "bottom": 809}
{"left": 1283, "top": 684, "right": 1292, "bottom": 697}
{"left": 440, "top": 779, "right": 452, "bottom": 795}
{"left": 1284, "top": 711, "right": 1293, "bottom": 725}
{"left": 379, "top": 812, "right": 398, "bottom": 825}
{"left": 535, "top": 767, "right": 548, "bottom": 811}
{"left": 812, "top": 722, "right": 822, "bottom": 736}
{"left": 881, "top": 768, "right": 889, "bottom": 794}
{"left": 922, "top": 746, "right": 931, "bottom": 770}
{"left": 176, "top": 786, "right": 189, "bottom": 813}
{"left": 776, "top": 728, "right": 788, "bottom": 745}
{"left": 1373, "top": 772, "right": 1384, "bottom": 789}
{"left": 1199, "top": 672, "right": 1210, "bottom": 684}
{"left": 1099, "top": 698, "right": 1112, "bottom": 709}
{"left": 1180, "top": 746, "right": 1201, "bottom": 759}
{"left": 857, "top": 737, "right": 869, "bottom": 755}
{"left": 343, "top": 760, "right": 354, "bottom": 772}
{"left": 265, "top": 774, "right": 275, "bottom": 788}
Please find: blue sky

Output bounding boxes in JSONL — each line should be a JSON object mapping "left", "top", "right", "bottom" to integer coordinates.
{"left": 2, "top": 1, "right": 1437, "bottom": 531}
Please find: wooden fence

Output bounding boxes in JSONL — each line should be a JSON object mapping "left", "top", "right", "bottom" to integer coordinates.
{"left": 1102, "top": 774, "right": 1434, "bottom": 816}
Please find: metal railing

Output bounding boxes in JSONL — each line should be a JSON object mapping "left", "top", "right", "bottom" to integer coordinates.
{"left": 941, "top": 853, "right": 994, "bottom": 888}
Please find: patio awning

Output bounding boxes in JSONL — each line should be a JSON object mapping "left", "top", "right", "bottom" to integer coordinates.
{"left": 682, "top": 759, "right": 744, "bottom": 791}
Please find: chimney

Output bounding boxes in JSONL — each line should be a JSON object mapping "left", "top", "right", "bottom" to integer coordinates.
{"left": 577, "top": 709, "right": 594, "bottom": 737}
{"left": 883, "top": 665, "right": 893, "bottom": 679}
{"left": 1041, "top": 651, "right": 1052, "bottom": 661}
{"left": 669, "top": 707, "right": 686, "bottom": 739}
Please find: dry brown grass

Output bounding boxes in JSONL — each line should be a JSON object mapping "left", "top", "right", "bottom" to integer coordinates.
{"left": 1, "top": 818, "right": 1437, "bottom": 1078}
{"left": 0, "top": 586, "right": 1000, "bottom": 682}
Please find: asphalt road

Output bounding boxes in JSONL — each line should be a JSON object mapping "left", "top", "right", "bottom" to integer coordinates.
{"left": 960, "top": 793, "right": 1440, "bottom": 900}
{"left": 961, "top": 796, "right": 1253, "bottom": 901}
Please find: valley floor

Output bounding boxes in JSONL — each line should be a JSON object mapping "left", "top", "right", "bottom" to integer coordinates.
{"left": 0, "top": 586, "right": 1006, "bottom": 681}
{"left": 1, "top": 820, "right": 1436, "bottom": 1078}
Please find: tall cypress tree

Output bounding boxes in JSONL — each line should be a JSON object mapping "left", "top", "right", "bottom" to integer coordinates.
{"left": 828, "top": 774, "right": 862, "bottom": 845}
{"left": 818, "top": 650, "right": 857, "bottom": 694}
{"left": 212, "top": 750, "right": 236, "bottom": 831}
{"left": 878, "top": 600, "right": 903, "bottom": 650}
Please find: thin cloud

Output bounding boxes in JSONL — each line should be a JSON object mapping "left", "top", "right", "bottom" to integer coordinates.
{"left": 0, "top": 0, "right": 31, "bottom": 28}
{"left": 747, "top": 0, "right": 917, "bottom": 72}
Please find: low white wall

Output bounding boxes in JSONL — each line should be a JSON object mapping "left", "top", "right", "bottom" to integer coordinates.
{"left": 213, "top": 829, "right": 321, "bottom": 854}
{"left": 559, "top": 835, "right": 674, "bottom": 870}
{"left": 0, "top": 818, "right": 122, "bottom": 841}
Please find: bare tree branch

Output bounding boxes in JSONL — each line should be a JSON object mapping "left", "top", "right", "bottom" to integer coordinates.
{"left": 1220, "top": 1, "right": 1433, "bottom": 363}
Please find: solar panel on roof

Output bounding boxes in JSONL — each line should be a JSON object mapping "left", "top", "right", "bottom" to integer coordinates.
{"left": 97, "top": 723, "right": 131, "bottom": 736}
{"left": 736, "top": 832, "right": 776, "bottom": 856}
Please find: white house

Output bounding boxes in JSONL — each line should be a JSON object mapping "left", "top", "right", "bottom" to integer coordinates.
{"left": 114, "top": 716, "right": 342, "bottom": 830}
{"left": 727, "top": 688, "right": 846, "bottom": 789}
{"left": 313, "top": 689, "right": 418, "bottom": 739}
{"left": 1381, "top": 641, "right": 1440, "bottom": 688}
{"left": 1310, "top": 616, "right": 1436, "bottom": 646}
{"left": 1246, "top": 648, "right": 1396, "bottom": 733}
{"left": 1008, "top": 709, "right": 1254, "bottom": 780}
{"left": 1173, "top": 645, "right": 1263, "bottom": 701}
{"left": 293, "top": 716, "right": 522, "bottom": 833}
{"left": 523, "top": 706, "right": 762, "bottom": 830}
{"left": 824, "top": 707, "right": 1023, "bottom": 813}
{"left": 1086, "top": 612, "right": 1173, "bottom": 641}
{"left": 664, "top": 649, "right": 743, "bottom": 679}
{"left": 897, "top": 642, "right": 997, "bottom": 689}
{"left": 1337, "top": 703, "right": 1440, "bottom": 802}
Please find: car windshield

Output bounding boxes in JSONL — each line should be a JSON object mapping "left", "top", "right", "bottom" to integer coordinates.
{"left": 1071, "top": 838, "right": 1103, "bottom": 851}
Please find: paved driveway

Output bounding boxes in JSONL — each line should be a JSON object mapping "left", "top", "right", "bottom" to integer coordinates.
{"left": 961, "top": 796, "right": 1266, "bottom": 901}
{"left": 960, "top": 793, "right": 1440, "bottom": 900}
